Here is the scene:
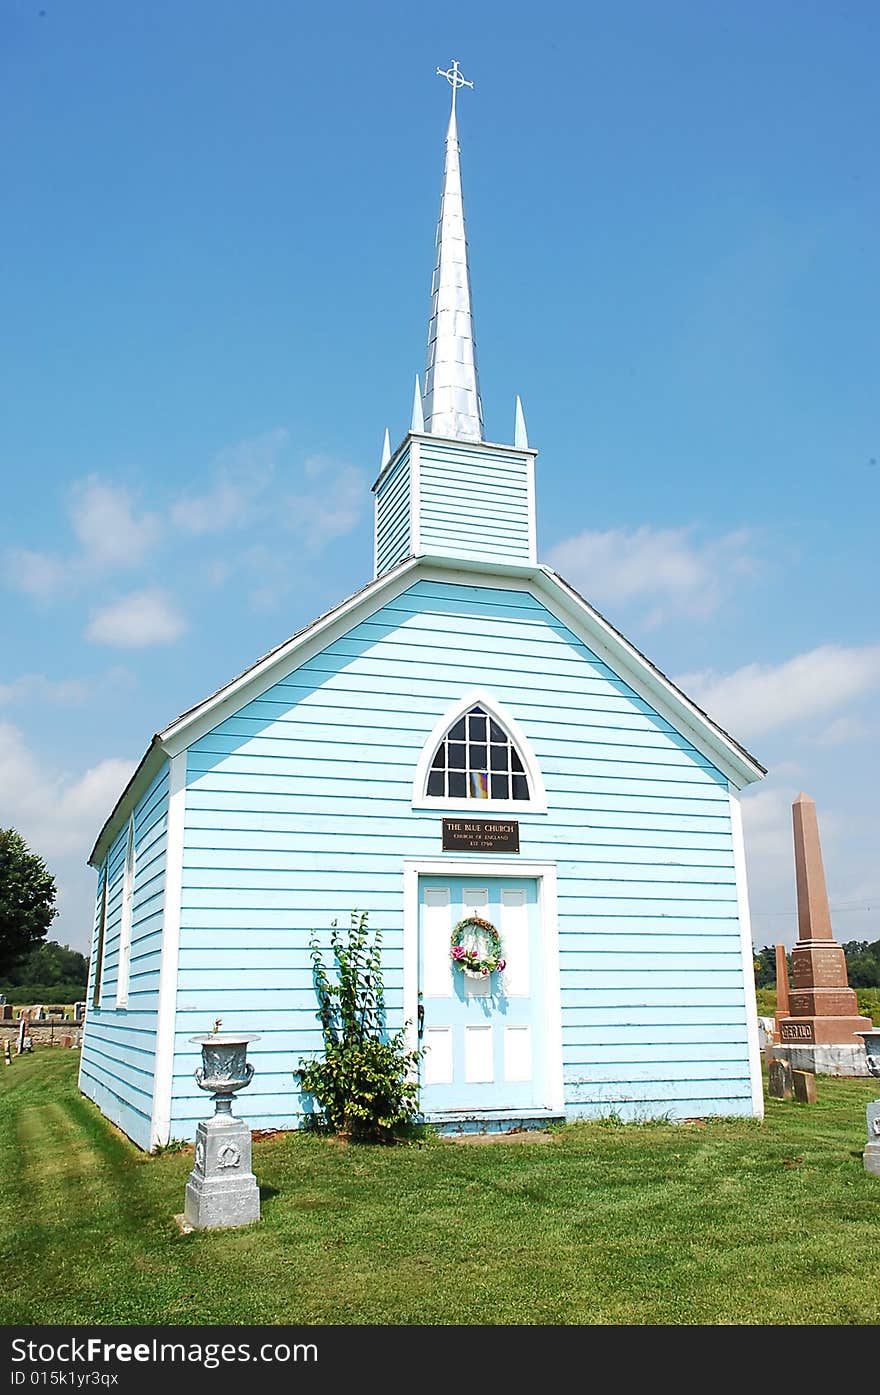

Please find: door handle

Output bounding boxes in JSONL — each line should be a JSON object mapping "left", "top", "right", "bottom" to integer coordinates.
{"left": 417, "top": 1003, "right": 425, "bottom": 1039}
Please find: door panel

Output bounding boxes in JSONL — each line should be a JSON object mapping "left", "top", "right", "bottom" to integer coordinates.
{"left": 418, "top": 875, "right": 543, "bottom": 1114}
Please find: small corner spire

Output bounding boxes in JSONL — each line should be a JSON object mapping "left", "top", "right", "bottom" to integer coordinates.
{"left": 380, "top": 427, "right": 391, "bottom": 470}
{"left": 514, "top": 395, "right": 529, "bottom": 449}
{"left": 410, "top": 374, "right": 425, "bottom": 433}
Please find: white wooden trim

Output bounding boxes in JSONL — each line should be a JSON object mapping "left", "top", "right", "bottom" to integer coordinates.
{"left": 410, "top": 687, "right": 548, "bottom": 814}
{"left": 540, "top": 568, "right": 764, "bottom": 788}
{"left": 94, "top": 552, "right": 763, "bottom": 868}
{"left": 729, "top": 783, "right": 764, "bottom": 1119}
{"left": 149, "top": 751, "right": 186, "bottom": 1148}
{"left": 372, "top": 481, "right": 379, "bottom": 579}
{"left": 525, "top": 453, "right": 537, "bottom": 564}
{"left": 410, "top": 437, "right": 421, "bottom": 555}
{"left": 403, "top": 858, "right": 564, "bottom": 1115}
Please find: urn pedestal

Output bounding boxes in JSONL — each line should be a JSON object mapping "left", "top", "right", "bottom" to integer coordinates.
{"left": 183, "top": 1034, "right": 261, "bottom": 1230}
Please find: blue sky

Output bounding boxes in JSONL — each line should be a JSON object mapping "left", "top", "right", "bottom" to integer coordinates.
{"left": 2, "top": 0, "right": 878, "bottom": 953}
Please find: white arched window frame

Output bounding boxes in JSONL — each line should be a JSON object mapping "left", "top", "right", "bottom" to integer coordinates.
{"left": 116, "top": 817, "right": 135, "bottom": 1008}
{"left": 412, "top": 690, "right": 547, "bottom": 814}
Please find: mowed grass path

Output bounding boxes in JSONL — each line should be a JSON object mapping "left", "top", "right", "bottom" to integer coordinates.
{"left": 2, "top": 1051, "right": 879, "bottom": 1325}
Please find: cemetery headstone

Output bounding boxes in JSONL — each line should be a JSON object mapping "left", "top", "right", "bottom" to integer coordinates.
{"left": 768, "top": 1058, "right": 793, "bottom": 1099}
{"left": 773, "top": 794, "right": 872, "bottom": 1075}
{"left": 864, "top": 1102, "right": 880, "bottom": 1178}
{"left": 791, "top": 1069, "right": 817, "bottom": 1104}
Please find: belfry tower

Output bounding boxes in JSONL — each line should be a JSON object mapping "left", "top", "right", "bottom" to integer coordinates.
{"left": 373, "top": 61, "right": 536, "bottom": 577}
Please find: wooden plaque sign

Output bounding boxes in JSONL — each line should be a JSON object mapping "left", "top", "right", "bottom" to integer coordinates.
{"left": 441, "top": 818, "right": 520, "bottom": 853}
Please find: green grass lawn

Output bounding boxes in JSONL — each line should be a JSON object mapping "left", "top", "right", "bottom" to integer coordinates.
{"left": 2, "top": 1050, "right": 879, "bottom": 1325}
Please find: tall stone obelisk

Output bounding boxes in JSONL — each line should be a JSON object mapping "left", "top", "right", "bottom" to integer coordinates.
{"left": 775, "top": 793, "right": 872, "bottom": 1075}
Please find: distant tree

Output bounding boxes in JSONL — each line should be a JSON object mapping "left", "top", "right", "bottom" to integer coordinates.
{"left": 843, "top": 940, "right": 880, "bottom": 989}
{"left": 753, "top": 945, "right": 778, "bottom": 988}
{"left": 0, "top": 829, "right": 58, "bottom": 976}
{"left": 6, "top": 940, "right": 87, "bottom": 989}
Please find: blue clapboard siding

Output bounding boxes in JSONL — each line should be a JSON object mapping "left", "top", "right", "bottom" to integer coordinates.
{"left": 165, "top": 577, "right": 754, "bottom": 1137}
{"left": 374, "top": 444, "right": 411, "bottom": 575}
{"left": 80, "top": 763, "right": 169, "bottom": 1149}
{"left": 418, "top": 439, "right": 532, "bottom": 563}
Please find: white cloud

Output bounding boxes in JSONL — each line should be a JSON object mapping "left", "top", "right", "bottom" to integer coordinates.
{"left": 0, "top": 720, "right": 134, "bottom": 861}
{"left": 678, "top": 643, "right": 880, "bottom": 740}
{"left": 3, "top": 548, "right": 68, "bottom": 600}
{"left": 4, "top": 476, "right": 159, "bottom": 599}
{"left": 0, "top": 722, "right": 136, "bottom": 951}
{"left": 69, "top": 476, "right": 160, "bottom": 569}
{"left": 85, "top": 589, "right": 187, "bottom": 648}
{"left": 811, "top": 714, "right": 875, "bottom": 748}
{"left": 285, "top": 457, "right": 367, "bottom": 551}
{"left": 546, "top": 524, "right": 760, "bottom": 625}
{"left": 0, "top": 674, "right": 90, "bottom": 706}
{"left": 171, "top": 429, "right": 286, "bottom": 534}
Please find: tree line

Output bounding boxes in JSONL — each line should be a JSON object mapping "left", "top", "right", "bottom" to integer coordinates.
{"left": 0, "top": 827, "right": 87, "bottom": 1003}
{"left": 754, "top": 941, "right": 880, "bottom": 989}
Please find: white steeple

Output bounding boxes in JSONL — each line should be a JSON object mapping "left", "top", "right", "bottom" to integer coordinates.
{"left": 421, "top": 61, "right": 483, "bottom": 443}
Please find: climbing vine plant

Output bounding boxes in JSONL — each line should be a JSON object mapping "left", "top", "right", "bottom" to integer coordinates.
{"left": 297, "top": 911, "right": 422, "bottom": 1143}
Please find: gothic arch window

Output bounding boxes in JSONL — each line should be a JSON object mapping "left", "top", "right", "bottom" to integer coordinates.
{"left": 414, "top": 692, "right": 547, "bottom": 812}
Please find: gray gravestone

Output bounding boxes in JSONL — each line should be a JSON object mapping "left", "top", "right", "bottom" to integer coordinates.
{"left": 792, "top": 1069, "right": 817, "bottom": 1104}
{"left": 864, "top": 1101, "right": 880, "bottom": 1178}
{"left": 184, "top": 1113, "right": 261, "bottom": 1229}
{"left": 768, "top": 1057, "right": 793, "bottom": 1099}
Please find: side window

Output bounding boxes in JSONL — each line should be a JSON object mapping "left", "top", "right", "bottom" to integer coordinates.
{"left": 92, "top": 871, "right": 108, "bottom": 1009}
{"left": 117, "top": 818, "right": 135, "bottom": 1008}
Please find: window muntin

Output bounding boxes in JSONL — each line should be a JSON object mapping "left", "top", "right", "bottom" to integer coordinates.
{"left": 425, "top": 704, "right": 530, "bottom": 801}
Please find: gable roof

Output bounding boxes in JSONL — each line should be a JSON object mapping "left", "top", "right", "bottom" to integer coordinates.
{"left": 89, "top": 554, "right": 765, "bottom": 865}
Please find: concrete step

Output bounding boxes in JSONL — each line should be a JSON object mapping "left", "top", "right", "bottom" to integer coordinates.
{"left": 425, "top": 1108, "right": 565, "bottom": 1137}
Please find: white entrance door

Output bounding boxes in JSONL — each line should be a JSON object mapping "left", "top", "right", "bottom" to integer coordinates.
{"left": 418, "top": 875, "right": 544, "bottom": 1116}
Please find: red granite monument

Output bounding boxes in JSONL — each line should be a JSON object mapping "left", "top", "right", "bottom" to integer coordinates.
{"left": 774, "top": 792, "right": 872, "bottom": 1074}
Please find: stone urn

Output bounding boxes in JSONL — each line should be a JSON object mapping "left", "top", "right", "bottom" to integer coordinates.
{"left": 857, "top": 1032, "right": 880, "bottom": 1179}
{"left": 857, "top": 1030, "right": 880, "bottom": 1078}
{"left": 192, "top": 1032, "right": 260, "bottom": 1114}
{"left": 184, "top": 1032, "right": 262, "bottom": 1230}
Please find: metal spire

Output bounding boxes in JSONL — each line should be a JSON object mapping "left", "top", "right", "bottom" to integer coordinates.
{"left": 421, "top": 60, "right": 483, "bottom": 443}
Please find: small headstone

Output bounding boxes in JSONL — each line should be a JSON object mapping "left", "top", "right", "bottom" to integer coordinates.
{"left": 3, "top": 1040, "right": 11, "bottom": 1067}
{"left": 74, "top": 1002, "right": 86, "bottom": 1024}
{"left": 792, "top": 1069, "right": 817, "bottom": 1104}
{"left": 0, "top": 1004, "right": 12, "bottom": 1022}
{"left": 864, "top": 1101, "right": 880, "bottom": 1178}
{"left": 768, "top": 1058, "right": 793, "bottom": 1099}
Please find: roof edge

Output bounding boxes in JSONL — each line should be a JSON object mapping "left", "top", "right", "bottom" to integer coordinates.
{"left": 88, "top": 552, "right": 765, "bottom": 870}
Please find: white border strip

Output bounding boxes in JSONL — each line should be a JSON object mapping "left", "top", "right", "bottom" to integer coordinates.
{"left": 149, "top": 751, "right": 187, "bottom": 1148}
{"left": 403, "top": 858, "right": 564, "bottom": 1115}
{"left": 729, "top": 783, "right": 764, "bottom": 1118}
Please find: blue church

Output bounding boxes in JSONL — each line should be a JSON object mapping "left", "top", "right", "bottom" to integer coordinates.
{"left": 80, "top": 66, "right": 766, "bottom": 1149}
